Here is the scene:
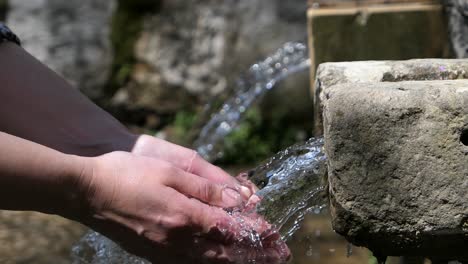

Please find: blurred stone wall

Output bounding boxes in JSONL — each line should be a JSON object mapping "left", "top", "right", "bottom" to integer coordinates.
{"left": 5, "top": 0, "right": 310, "bottom": 117}
{"left": 114, "top": 0, "right": 310, "bottom": 114}
{"left": 5, "top": 0, "right": 462, "bottom": 139}
{"left": 7, "top": 0, "right": 116, "bottom": 99}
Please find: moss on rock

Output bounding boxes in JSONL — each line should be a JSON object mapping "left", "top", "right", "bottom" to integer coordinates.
{"left": 105, "top": 0, "right": 161, "bottom": 98}
{"left": 0, "top": 0, "right": 8, "bottom": 21}
{"left": 217, "top": 107, "right": 309, "bottom": 165}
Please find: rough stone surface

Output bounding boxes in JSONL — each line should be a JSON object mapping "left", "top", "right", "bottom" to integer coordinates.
{"left": 7, "top": 0, "right": 116, "bottom": 99}
{"left": 314, "top": 59, "right": 468, "bottom": 134}
{"left": 323, "top": 79, "right": 468, "bottom": 258}
{"left": 116, "top": 0, "right": 310, "bottom": 113}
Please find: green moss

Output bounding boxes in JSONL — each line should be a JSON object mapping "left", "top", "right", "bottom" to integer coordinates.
{"left": 217, "top": 107, "right": 306, "bottom": 165}
{"left": 172, "top": 111, "right": 198, "bottom": 146}
{"left": 167, "top": 103, "right": 311, "bottom": 165}
{"left": 104, "top": 0, "right": 161, "bottom": 98}
{"left": 368, "top": 255, "right": 378, "bottom": 264}
{"left": 0, "top": 0, "right": 8, "bottom": 21}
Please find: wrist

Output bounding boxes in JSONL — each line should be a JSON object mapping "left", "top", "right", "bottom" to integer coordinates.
{"left": 57, "top": 154, "right": 96, "bottom": 221}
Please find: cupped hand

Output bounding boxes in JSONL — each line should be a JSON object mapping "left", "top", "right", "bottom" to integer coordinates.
{"left": 78, "top": 151, "right": 249, "bottom": 263}
{"left": 131, "top": 135, "right": 255, "bottom": 198}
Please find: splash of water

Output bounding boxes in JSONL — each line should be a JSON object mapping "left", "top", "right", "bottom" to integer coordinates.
{"left": 194, "top": 42, "right": 311, "bottom": 161}
{"left": 249, "top": 137, "right": 327, "bottom": 241}
{"left": 71, "top": 137, "right": 327, "bottom": 263}
{"left": 71, "top": 232, "right": 147, "bottom": 264}
{"left": 71, "top": 43, "right": 322, "bottom": 263}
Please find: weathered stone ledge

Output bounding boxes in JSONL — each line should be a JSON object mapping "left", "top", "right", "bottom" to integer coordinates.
{"left": 323, "top": 78, "right": 468, "bottom": 259}
{"left": 315, "top": 59, "right": 468, "bottom": 134}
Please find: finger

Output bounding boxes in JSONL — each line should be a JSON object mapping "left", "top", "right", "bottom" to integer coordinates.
{"left": 164, "top": 168, "right": 242, "bottom": 208}
{"left": 166, "top": 191, "right": 287, "bottom": 263}
{"left": 164, "top": 187, "right": 231, "bottom": 232}
{"left": 236, "top": 172, "right": 260, "bottom": 194}
{"left": 133, "top": 136, "right": 245, "bottom": 189}
{"left": 173, "top": 153, "right": 253, "bottom": 201}
{"left": 192, "top": 238, "right": 233, "bottom": 264}
{"left": 189, "top": 154, "right": 243, "bottom": 187}
{"left": 165, "top": 143, "right": 239, "bottom": 186}
{"left": 185, "top": 153, "right": 255, "bottom": 200}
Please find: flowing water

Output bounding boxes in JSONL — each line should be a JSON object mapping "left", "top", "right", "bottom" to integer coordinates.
{"left": 194, "top": 42, "right": 311, "bottom": 161}
{"left": 70, "top": 43, "right": 331, "bottom": 263}
{"left": 249, "top": 137, "right": 327, "bottom": 240}
{"left": 70, "top": 138, "right": 329, "bottom": 264}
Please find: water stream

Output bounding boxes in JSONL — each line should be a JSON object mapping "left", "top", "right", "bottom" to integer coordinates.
{"left": 71, "top": 137, "right": 328, "bottom": 264}
{"left": 194, "top": 42, "right": 311, "bottom": 161}
{"left": 249, "top": 137, "right": 327, "bottom": 241}
{"left": 70, "top": 43, "right": 327, "bottom": 263}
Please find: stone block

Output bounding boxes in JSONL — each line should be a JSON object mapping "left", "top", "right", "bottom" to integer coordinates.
{"left": 323, "top": 79, "right": 468, "bottom": 259}
{"left": 308, "top": 1, "right": 451, "bottom": 134}
{"left": 314, "top": 59, "right": 468, "bottom": 134}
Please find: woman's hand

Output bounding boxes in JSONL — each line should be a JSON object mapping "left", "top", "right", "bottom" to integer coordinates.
{"left": 131, "top": 135, "right": 254, "bottom": 198}
{"left": 78, "top": 151, "right": 246, "bottom": 263}
{"left": 0, "top": 132, "right": 284, "bottom": 263}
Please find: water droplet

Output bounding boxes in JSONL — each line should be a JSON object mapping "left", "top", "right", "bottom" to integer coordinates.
{"left": 313, "top": 207, "right": 322, "bottom": 214}
{"left": 315, "top": 229, "right": 321, "bottom": 237}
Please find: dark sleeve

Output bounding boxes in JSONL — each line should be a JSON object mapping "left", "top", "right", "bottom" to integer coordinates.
{"left": 0, "top": 42, "right": 137, "bottom": 156}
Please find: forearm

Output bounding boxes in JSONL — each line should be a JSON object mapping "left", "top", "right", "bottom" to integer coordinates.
{"left": 0, "top": 42, "right": 137, "bottom": 156}
{"left": 0, "top": 131, "right": 89, "bottom": 218}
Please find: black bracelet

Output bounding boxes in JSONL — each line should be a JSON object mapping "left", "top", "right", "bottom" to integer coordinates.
{"left": 0, "top": 23, "right": 20, "bottom": 46}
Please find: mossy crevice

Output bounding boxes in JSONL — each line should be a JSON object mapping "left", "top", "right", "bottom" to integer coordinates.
{"left": 0, "top": 0, "right": 9, "bottom": 21}
{"left": 104, "top": 0, "right": 161, "bottom": 99}
{"left": 216, "top": 107, "right": 311, "bottom": 165}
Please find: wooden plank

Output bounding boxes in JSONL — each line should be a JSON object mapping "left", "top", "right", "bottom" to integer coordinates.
{"left": 308, "top": 3, "right": 442, "bottom": 17}
{"left": 308, "top": 0, "right": 439, "bottom": 9}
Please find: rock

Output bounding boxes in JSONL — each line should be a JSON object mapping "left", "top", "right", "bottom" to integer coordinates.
{"left": 445, "top": 0, "right": 468, "bottom": 58}
{"left": 322, "top": 79, "right": 468, "bottom": 259}
{"left": 120, "top": 0, "right": 310, "bottom": 113}
{"left": 7, "top": 0, "right": 116, "bottom": 99}
{"left": 314, "top": 59, "right": 468, "bottom": 134}
{"left": 6, "top": 0, "right": 311, "bottom": 122}
{"left": 0, "top": 210, "right": 86, "bottom": 264}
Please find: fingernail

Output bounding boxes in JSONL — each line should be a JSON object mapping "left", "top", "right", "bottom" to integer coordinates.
{"left": 239, "top": 186, "right": 252, "bottom": 199}
{"left": 222, "top": 188, "right": 241, "bottom": 207}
